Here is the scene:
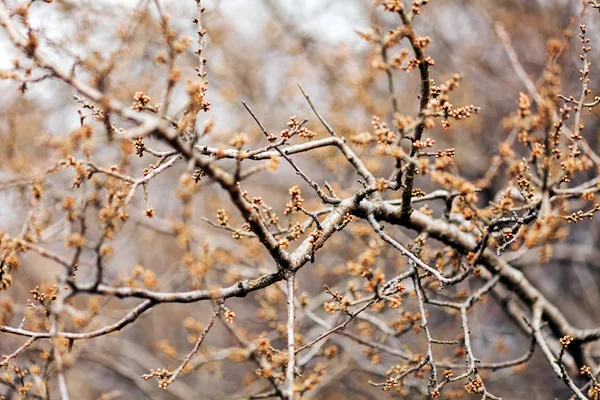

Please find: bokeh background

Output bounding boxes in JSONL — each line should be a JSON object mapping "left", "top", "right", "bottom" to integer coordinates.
{"left": 1, "top": 0, "right": 600, "bottom": 398}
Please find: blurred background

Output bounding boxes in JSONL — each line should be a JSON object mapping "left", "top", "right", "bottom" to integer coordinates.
{"left": 1, "top": 0, "right": 600, "bottom": 398}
